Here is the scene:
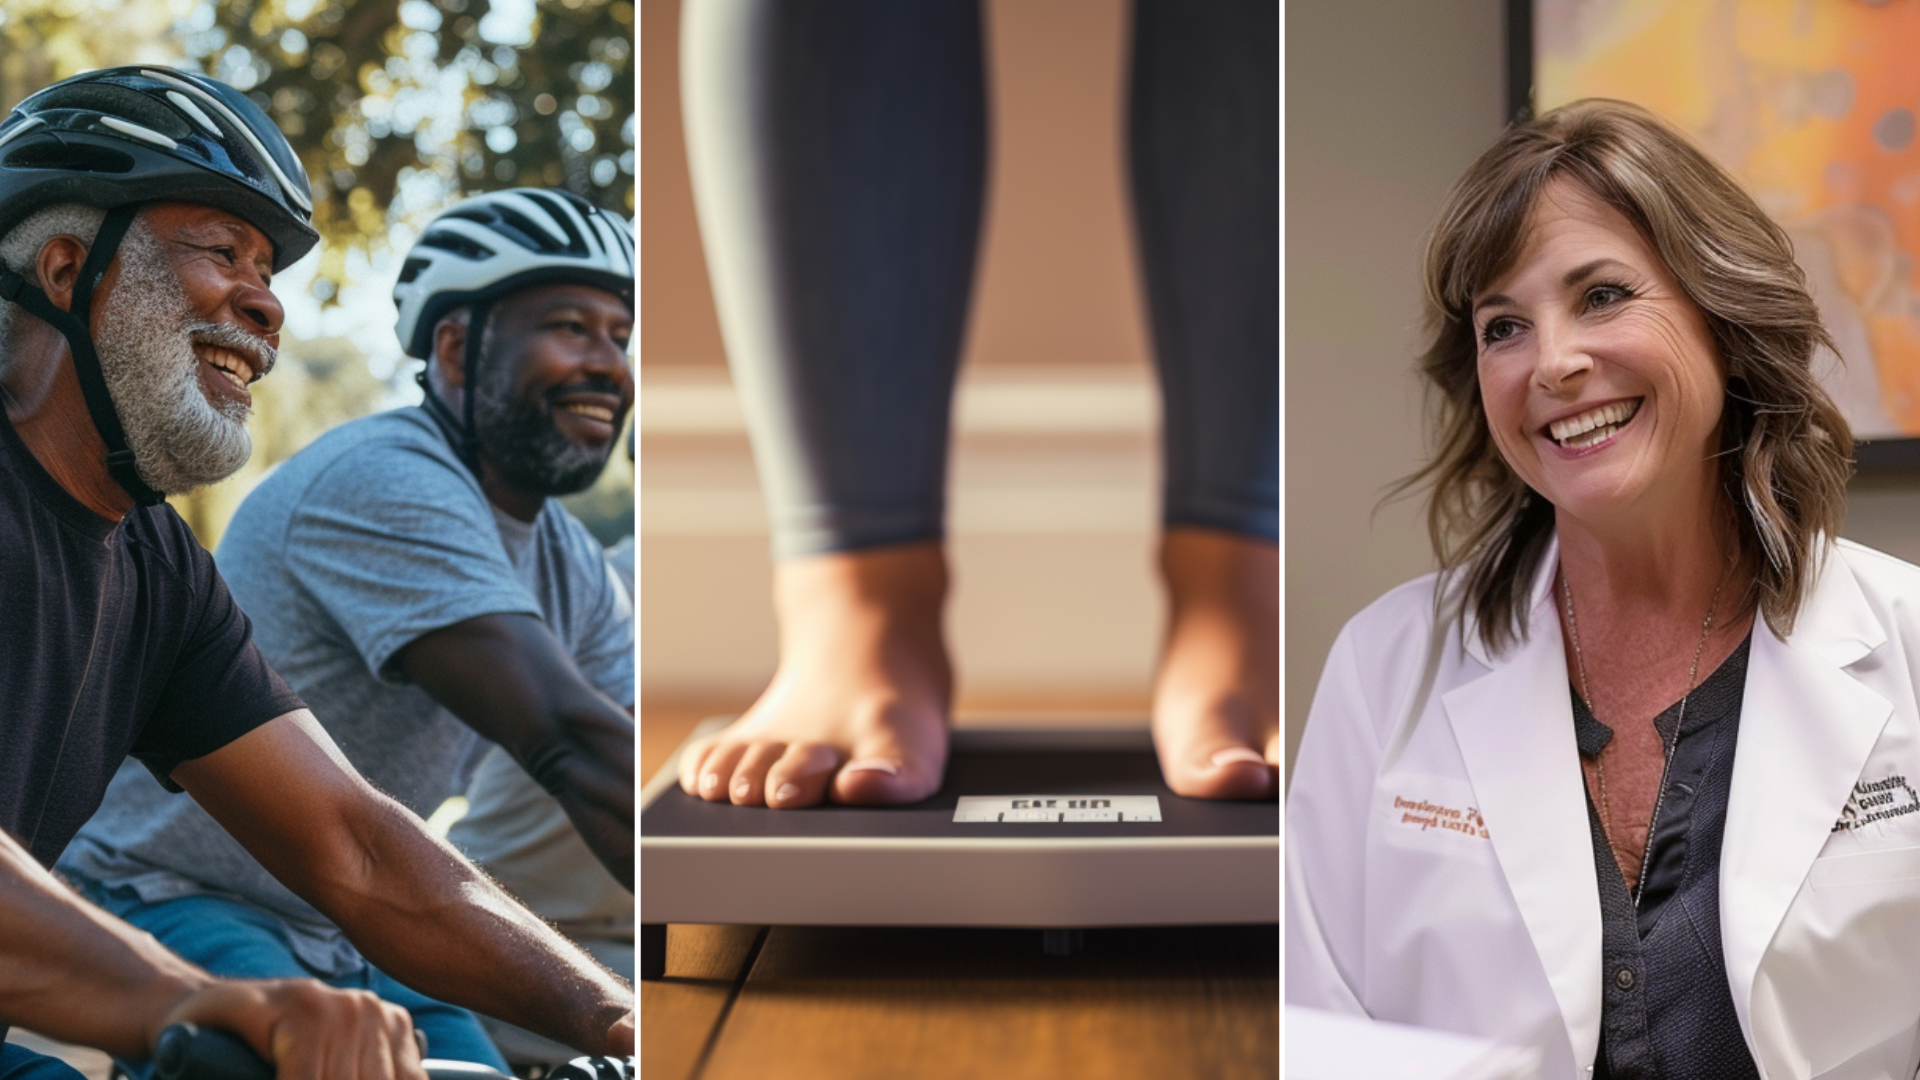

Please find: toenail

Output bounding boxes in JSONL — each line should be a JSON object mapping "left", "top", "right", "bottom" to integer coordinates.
{"left": 1210, "top": 748, "right": 1267, "bottom": 768}
{"left": 774, "top": 783, "right": 800, "bottom": 802}
{"left": 732, "top": 782, "right": 751, "bottom": 799}
{"left": 701, "top": 774, "right": 720, "bottom": 791}
{"left": 843, "top": 758, "right": 900, "bottom": 776}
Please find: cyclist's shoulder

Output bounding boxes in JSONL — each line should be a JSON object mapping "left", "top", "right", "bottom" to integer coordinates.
{"left": 261, "top": 408, "right": 471, "bottom": 502}
{"left": 122, "top": 501, "right": 207, "bottom": 565}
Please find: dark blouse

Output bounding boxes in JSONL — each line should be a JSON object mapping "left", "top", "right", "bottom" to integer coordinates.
{"left": 1572, "top": 634, "right": 1759, "bottom": 1080}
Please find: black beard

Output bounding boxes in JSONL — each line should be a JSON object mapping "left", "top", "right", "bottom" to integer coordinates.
{"left": 472, "top": 372, "right": 620, "bottom": 498}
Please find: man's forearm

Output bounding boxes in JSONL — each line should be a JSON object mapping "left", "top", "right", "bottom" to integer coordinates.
{"left": 299, "top": 791, "right": 631, "bottom": 1050}
{"left": 540, "top": 738, "right": 634, "bottom": 886}
{"left": 0, "top": 829, "right": 210, "bottom": 1056}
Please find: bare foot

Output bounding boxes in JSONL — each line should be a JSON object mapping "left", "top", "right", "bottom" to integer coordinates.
{"left": 1151, "top": 528, "right": 1279, "bottom": 800}
{"left": 677, "top": 542, "right": 952, "bottom": 808}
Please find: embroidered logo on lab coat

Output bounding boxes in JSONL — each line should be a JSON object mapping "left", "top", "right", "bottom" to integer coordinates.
{"left": 1392, "top": 794, "right": 1490, "bottom": 839}
{"left": 1833, "top": 774, "right": 1920, "bottom": 833}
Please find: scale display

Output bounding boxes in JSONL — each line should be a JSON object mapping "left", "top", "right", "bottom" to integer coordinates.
{"left": 953, "top": 795, "right": 1163, "bottom": 823}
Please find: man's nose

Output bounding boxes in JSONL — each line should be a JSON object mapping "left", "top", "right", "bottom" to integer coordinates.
{"left": 585, "top": 328, "right": 635, "bottom": 399}
{"left": 232, "top": 279, "right": 284, "bottom": 338}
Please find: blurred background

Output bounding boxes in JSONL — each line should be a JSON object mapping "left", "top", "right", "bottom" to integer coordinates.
{"left": 0, "top": 0, "right": 635, "bottom": 550}
{"left": 640, "top": 0, "right": 1168, "bottom": 746}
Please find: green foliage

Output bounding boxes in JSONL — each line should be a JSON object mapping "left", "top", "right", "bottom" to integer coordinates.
{"left": 183, "top": 0, "right": 634, "bottom": 304}
{"left": 0, "top": 0, "right": 633, "bottom": 303}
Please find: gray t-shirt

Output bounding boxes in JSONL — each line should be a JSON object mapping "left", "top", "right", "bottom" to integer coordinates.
{"left": 60, "top": 407, "right": 633, "bottom": 975}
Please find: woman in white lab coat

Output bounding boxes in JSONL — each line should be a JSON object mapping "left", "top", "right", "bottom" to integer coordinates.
{"left": 1286, "top": 99, "right": 1920, "bottom": 1079}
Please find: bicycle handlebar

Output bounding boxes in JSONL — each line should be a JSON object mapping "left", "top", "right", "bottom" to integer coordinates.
{"left": 153, "top": 1023, "right": 635, "bottom": 1080}
{"left": 155, "top": 1024, "right": 270, "bottom": 1080}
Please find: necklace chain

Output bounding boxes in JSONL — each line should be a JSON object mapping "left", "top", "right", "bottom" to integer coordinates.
{"left": 1560, "top": 570, "right": 1722, "bottom": 904}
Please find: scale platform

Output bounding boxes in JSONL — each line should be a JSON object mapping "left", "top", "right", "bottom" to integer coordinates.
{"left": 640, "top": 720, "right": 1278, "bottom": 978}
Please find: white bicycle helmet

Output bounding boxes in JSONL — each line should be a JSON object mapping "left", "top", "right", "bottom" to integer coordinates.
{"left": 393, "top": 187, "right": 633, "bottom": 360}
{"left": 396, "top": 188, "right": 632, "bottom": 471}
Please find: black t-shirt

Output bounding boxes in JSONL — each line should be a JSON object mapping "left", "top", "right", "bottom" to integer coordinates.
{"left": 0, "top": 407, "right": 302, "bottom": 869}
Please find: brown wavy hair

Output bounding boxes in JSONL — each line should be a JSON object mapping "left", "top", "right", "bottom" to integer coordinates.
{"left": 1402, "top": 99, "right": 1853, "bottom": 652}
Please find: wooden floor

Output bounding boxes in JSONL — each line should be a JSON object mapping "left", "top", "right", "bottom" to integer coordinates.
{"left": 639, "top": 704, "right": 1280, "bottom": 1080}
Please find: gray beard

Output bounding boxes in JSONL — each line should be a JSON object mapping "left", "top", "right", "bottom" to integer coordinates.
{"left": 93, "top": 226, "right": 256, "bottom": 495}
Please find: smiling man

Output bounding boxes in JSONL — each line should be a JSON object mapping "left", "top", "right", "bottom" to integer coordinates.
{"left": 62, "top": 188, "right": 637, "bottom": 1069}
{"left": 0, "top": 68, "right": 630, "bottom": 1079}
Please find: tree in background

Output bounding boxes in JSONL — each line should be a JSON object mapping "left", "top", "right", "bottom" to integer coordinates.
{"left": 0, "top": 0, "right": 635, "bottom": 546}
{"left": 180, "top": 0, "right": 633, "bottom": 302}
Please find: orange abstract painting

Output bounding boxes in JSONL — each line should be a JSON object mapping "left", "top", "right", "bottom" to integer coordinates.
{"left": 1537, "top": 0, "right": 1920, "bottom": 437}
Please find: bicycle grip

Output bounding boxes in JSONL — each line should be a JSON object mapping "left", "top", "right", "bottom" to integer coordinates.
{"left": 154, "top": 1023, "right": 273, "bottom": 1080}
{"left": 547, "top": 1058, "right": 633, "bottom": 1080}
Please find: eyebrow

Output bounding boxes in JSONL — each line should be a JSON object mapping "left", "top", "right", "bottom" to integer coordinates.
{"left": 534, "top": 296, "right": 633, "bottom": 323}
{"left": 173, "top": 218, "right": 252, "bottom": 243}
{"left": 1471, "top": 258, "right": 1636, "bottom": 316}
{"left": 171, "top": 219, "right": 273, "bottom": 262}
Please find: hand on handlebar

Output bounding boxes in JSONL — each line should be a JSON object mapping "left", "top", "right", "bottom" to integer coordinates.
{"left": 606, "top": 1011, "right": 633, "bottom": 1055}
{"left": 159, "top": 979, "right": 425, "bottom": 1080}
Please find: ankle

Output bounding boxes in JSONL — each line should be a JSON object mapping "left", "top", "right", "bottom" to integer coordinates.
{"left": 773, "top": 542, "right": 950, "bottom": 653}
{"left": 1160, "top": 528, "right": 1277, "bottom": 617}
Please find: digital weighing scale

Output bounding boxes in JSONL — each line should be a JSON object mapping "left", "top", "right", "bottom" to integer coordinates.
{"left": 639, "top": 720, "right": 1279, "bottom": 979}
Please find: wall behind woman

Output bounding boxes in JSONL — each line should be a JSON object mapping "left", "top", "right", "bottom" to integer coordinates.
{"left": 1285, "top": 0, "right": 1506, "bottom": 772}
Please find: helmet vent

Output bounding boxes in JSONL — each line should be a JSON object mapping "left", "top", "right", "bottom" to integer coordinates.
{"left": 40, "top": 82, "right": 191, "bottom": 141}
{"left": 498, "top": 205, "right": 580, "bottom": 255}
{"left": 4, "top": 141, "right": 135, "bottom": 174}
{"left": 417, "top": 229, "right": 494, "bottom": 261}
{"left": 397, "top": 256, "right": 431, "bottom": 284}
{"left": 522, "top": 191, "right": 593, "bottom": 255}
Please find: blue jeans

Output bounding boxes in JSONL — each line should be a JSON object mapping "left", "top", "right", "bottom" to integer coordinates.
{"left": 78, "top": 886, "right": 509, "bottom": 1074}
{"left": 684, "top": 0, "right": 1278, "bottom": 559}
{"left": 0, "top": 1046, "right": 83, "bottom": 1080}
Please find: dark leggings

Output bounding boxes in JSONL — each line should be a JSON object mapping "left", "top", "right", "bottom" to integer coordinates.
{"left": 683, "top": 0, "right": 1277, "bottom": 559}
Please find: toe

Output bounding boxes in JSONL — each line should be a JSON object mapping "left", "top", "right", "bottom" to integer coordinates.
{"left": 678, "top": 734, "right": 720, "bottom": 795}
{"left": 765, "top": 743, "right": 840, "bottom": 809}
{"left": 832, "top": 730, "right": 945, "bottom": 806}
{"left": 728, "top": 742, "right": 787, "bottom": 806}
{"left": 1161, "top": 742, "right": 1277, "bottom": 801}
{"left": 698, "top": 742, "right": 749, "bottom": 802}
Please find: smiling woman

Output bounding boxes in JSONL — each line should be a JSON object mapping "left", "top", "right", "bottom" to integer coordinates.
{"left": 1287, "top": 100, "right": 1920, "bottom": 1079}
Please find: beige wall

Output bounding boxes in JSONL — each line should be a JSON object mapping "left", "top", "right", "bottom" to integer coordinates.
{"left": 1284, "top": 0, "right": 1507, "bottom": 769}
{"left": 639, "top": 0, "right": 722, "bottom": 368}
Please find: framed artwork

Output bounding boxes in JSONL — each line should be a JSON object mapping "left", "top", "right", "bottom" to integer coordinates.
{"left": 1511, "top": 0, "right": 1920, "bottom": 467}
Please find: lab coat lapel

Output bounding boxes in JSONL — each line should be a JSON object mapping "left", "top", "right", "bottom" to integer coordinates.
{"left": 1443, "top": 569, "right": 1603, "bottom": 1070}
{"left": 1722, "top": 551, "right": 1889, "bottom": 1066}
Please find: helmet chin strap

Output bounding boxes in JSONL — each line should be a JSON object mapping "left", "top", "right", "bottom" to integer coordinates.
{"left": 0, "top": 203, "right": 164, "bottom": 506}
{"left": 414, "top": 298, "right": 490, "bottom": 478}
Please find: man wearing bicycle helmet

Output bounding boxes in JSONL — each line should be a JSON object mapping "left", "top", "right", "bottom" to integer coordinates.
{"left": 63, "top": 187, "right": 635, "bottom": 1069}
{"left": 0, "top": 69, "right": 630, "bottom": 1077}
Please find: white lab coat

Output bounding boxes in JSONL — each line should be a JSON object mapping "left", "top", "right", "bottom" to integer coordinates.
{"left": 1287, "top": 539, "right": 1920, "bottom": 1080}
